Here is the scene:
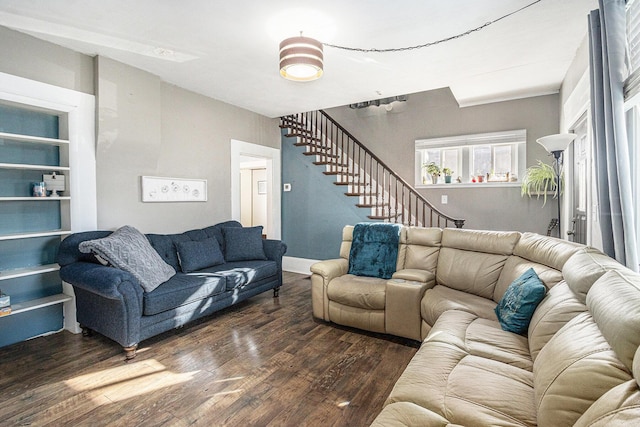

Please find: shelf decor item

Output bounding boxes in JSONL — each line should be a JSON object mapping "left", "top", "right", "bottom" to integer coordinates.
{"left": 43, "top": 172, "right": 65, "bottom": 197}
{"left": 32, "top": 181, "right": 46, "bottom": 197}
{"left": 423, "top": 162, "right": 441, "bottom": 184}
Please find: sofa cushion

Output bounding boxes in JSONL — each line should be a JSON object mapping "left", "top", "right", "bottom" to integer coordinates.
{"left": 527, "top": 281, "right": 586, "bottom": 361}
{"left": 441, "top": 228, "right": 520, "bottom": 255}
{"left": 348, "top": 222, "right": 402, "bottom": 279}
{"left": 143, "top": 272, "right": 226, "bottom": 316}
{"left": 493, "top": 256, "right": 563, "bottom": 302}
{"left": 587, "top": 269, "right": 640, "bottom": 372}
{"left": 513, "top": 232, "right": 582, "bottom": 271}
{"left": 327, "top": 274, "right": 387, "bottom": 310}
{"left": 79, "top": 225, "right": 176, "bottom": 292}
{"left": 386, "top": 341, "right": 535, "bottom": 427}
{"left": 175, "top": 238, "right": 224, "bottom": 273}
{"left": 146, "top": 233, "right": 189, "bottom": 271}
{"left": 495, "top": 268, "right": 546, "bottom": 335}
{"left": 437, "top": 248, "right": 509, "bottom": 299}
{"left": 563, "top": 248, "right": 627, "bottom": 304}
{"left": 421, "top": 285, "right": 498, "bottom": 327}
{"left": 573, "top": 379, "right": 640, "bottom": 427}
{"left": 533, "top": 311, "right": 632, "bottom": 427}
{"left": 222, "top": 226, "right": 267, "bottom": 261}
{"left": 200, "top": 260, "right": 277, "bottom": 291}
{"left": 399, "top": 226, "right": 442, "bottom": 272}
{"left": 371, "top": 402, "right": 452, "bottom": 427}
{"left": 425, "top": 310, "right": 533, "bottom": 371}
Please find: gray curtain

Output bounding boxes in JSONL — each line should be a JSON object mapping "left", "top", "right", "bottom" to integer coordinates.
{"left": 589, "top": 0, "right": 639, "bottom": 271}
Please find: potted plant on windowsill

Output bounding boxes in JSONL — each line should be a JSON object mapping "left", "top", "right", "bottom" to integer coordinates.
{"left": 521, "top": 161, "right": 559, "bottom": 206}
{"left": 423, "top": 162, "right": 441, "bottom": 184}
{"left": 442, "top": 168, "right": 453, "bottom": 184}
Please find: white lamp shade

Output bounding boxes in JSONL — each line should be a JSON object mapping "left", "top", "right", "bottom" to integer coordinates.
{"left": 536, "top": 133, "right": 577, "bottom": 154}
{"left": 279, "top": 36, "right": 323, "bottom": 82}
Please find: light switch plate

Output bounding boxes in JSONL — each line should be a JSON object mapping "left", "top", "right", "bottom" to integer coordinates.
{"left": 283, "top": 183, "right": 291, "bottom": 192}
{"left": 441, "top": 195, "right": 448, "bottom": 204}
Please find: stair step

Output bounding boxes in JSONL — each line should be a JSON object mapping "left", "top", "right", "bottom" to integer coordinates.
{"left": 304, "top": 151, "right": 339, "bottom": 158}
{"left": 323, "top": 171, "right": 358, "bottom": 176}
{"left": 290, "top": 135, "right": 322, "bottom": 142}
{"left": 356, "top": 203, "right": 389, "bottom": 208}
{"left": 313, "top": 161, "right": 348, "bottom": 167}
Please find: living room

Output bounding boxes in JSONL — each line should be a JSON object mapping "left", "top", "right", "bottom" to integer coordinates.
{"left": 1, "top": 0, "right": 639, "bottom": 425}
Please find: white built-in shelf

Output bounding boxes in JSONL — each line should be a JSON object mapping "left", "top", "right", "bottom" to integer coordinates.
{"left": 0, "top": 131, "right": 69, "bottom": 146}
{"left": 5, "top": 293, "right": 72, "bottom": 317}
{"left": 0, "top": 264, "right": 60, "bottom": 281}
{"left": 0, "top": 230, "right": 71, "bottom": 241}
{"left": 0, "top": 196, "right": 70, "bottom": 201}
{"left": 0, "top": 163, "right": 70, "bottom": 171}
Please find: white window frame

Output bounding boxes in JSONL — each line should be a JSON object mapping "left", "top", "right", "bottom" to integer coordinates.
{"left": 415, "top": 129, "right": 526, "bottom": 187}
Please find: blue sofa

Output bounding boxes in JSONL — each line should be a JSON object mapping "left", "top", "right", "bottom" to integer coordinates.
{"left": 57, "top": 221, "right": 287, "bottom": 359}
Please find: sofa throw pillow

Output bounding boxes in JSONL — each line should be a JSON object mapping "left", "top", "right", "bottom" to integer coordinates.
{"left": 78, "top": 225, "right": 176, "bottom": 292}
{"left": 348, "top": 222, "right": 402, "bottom": 279}
{"left": 223, "top": 226, "right": 267, "bottom": 261}
{"left": 176, "top": 238, "right": 225, "bottom": 273}
{"left": 495, "top": 268, "right": 547, "bottom": 335}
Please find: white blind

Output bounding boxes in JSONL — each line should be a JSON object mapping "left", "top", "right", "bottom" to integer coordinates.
{"left": 626, "top": 0, "right": 640, "bottom": 100}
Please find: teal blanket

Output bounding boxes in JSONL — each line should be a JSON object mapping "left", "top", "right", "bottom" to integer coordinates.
{"left": 348, "top": 222, "right": 402, "bottom": 279}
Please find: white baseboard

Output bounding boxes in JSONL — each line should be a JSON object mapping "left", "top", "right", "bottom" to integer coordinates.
{"left": 283, "top": 256, "right": 319, "bottom": 275}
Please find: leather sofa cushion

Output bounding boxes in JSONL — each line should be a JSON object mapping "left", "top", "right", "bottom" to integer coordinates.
{"left": 421, "top": 285, "right": 498, "bottom": 327}
{"left": 563, "top": 247, "right": 627, "bottom": 304}
{"left": 588, "top": 269, "right": 640, "bottom": 371}
{"left": 573, "top": 379, "right": 640, "bottom": 427}
{"left": 533, "top": 311, "right": 632, "bottom": 427}
{"left": 527, "top": 281, "right": 586, "bottom": 361}
{"left": 327, "top": 301, "right": 385, "bottom": 333}
{"left": 143, "top": 272, "right": 226, "bottom": 316}
{"left": 493, "top": 256, "right": 564, "bottom": 302}
{"left": 399, "top": 227, "right": 441, "bottom": 272}
{"left": 425, "top": 310, "right": 532, "bottom": 371}
{"left": 441, "top": 228, "right": 520, "bottom": 255}
{"left": 437, "top": 248, "right": 508, "bottom": 299}
{"left": 513, "top": 232, "right": 582, "bottom": 271}
{"left": 327, "top": 274, "right": 387, "bottom": 310}
{"left": 386, "top": 340, "right": 535, "bottom": 426}
{"left": 201, "top": 260, "right": 278, "bottom": 291}
{"left": 371, "top": 402, "right": 452, "bottom": 427}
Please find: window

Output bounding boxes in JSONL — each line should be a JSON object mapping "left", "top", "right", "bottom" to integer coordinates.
{"left": 415, "top": 130, "right": 526, "bottom": 185}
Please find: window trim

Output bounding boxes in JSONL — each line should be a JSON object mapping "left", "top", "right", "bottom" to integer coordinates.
{"left": 415, "top": 129, "right": 526, "bottom": 187}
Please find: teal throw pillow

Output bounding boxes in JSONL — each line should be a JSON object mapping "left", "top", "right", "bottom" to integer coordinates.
{"left": 495, "top": 268, "right": 547, "bottom": 335}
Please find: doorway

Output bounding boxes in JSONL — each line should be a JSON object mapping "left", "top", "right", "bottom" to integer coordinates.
{"left": 568, "top": 115, "right": 589, "bottom": 245}
{"left": 230, "top": 140, "right": 281, "bottom": 239}
{"left": 240, "top": 157, "right": 268, "bottom": 234}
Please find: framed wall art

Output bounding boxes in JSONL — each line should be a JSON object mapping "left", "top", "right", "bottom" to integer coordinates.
{"left": 141, "top": 176, "right": 207, "bottom": 202}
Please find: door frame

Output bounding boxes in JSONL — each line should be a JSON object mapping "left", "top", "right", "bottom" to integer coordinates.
{"left": 230, "top": 139, "right": 281, "bottom": 239}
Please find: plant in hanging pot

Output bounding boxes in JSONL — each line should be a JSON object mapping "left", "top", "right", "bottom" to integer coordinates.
{"left": 521, "top": 161, "right": 560, "bottom": 206}
{"left": 423, "top": 162, "right": 441, "bottom": 184}
{"left": 442, "top": 167, "right": 453, "bottom": 184}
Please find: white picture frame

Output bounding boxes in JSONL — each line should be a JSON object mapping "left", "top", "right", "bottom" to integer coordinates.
{"left": 141, "top": 176, "right": 207, "bottom": 202}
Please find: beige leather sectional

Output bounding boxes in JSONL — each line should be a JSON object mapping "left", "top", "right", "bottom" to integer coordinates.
{"left": 310, "top": 226, "right": 640, "bottom": 426}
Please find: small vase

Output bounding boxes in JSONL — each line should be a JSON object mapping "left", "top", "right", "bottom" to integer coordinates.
{"left": 431, "top": 174, "right": 439, "bottom": 184}
{"left": 444, "top": 176, "right": 452, "bottom": 184}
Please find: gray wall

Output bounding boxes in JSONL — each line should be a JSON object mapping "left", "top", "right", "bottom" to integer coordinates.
{"left": 0, "top": 27, "right": 281, "bottom": 234}
{"left": 0, "top": 26, "right": 93, "bottom": 94}
{"left": 96, "top": 57, "right": 280, "bottom": 233}
{"left": 324, "top": 89, "right": 559, "bottom": 233}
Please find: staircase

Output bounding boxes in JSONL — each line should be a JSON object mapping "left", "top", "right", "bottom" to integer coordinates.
{"left": 280, "top": 110, "right": 465, "bottom": 228}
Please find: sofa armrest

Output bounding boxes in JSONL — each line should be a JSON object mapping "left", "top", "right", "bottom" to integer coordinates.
{"left": 310, "top": 259, "right": 349, "bottom": 321}
{"left": 310, "top": 258, "right": 349, "bottom": 282}
{"left": 60, "top": 262, "right": 144, "bottom": 303}
{"left": 263, "top": 239, "right": 287, "bottom": 262}
{"left": 392, "top": 268, "right": 436, "bottom": 287}
{"left": 386, "top": 279, "right": 430, "bottom": 341}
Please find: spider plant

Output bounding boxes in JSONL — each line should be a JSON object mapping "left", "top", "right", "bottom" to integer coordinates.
{"left": 521, "top": 161, "right": 560, "bottom": 206}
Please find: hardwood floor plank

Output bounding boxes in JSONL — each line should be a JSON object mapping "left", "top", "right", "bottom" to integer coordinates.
{"left": 0, "top": 273, "right": 418, "bottom": 426}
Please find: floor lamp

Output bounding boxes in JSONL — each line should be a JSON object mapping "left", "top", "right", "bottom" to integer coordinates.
{"left": 536, "top": 133, "right": 577, "bottom": 238}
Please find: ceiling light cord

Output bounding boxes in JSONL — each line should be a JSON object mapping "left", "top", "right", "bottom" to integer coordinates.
{"left": 322, "top": 0, "right": 542, "bottom": 53}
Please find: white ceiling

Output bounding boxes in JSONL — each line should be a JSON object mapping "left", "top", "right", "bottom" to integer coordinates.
{"left": 0, "top": 0, "right": 597, "bottom": 118}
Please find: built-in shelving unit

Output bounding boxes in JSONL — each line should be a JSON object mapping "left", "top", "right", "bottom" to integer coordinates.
{"left": 0, "top": 71, "right": 97, "bottom": 348}
{"left": 0, "top": 98, "right": 73, "bottom": 346}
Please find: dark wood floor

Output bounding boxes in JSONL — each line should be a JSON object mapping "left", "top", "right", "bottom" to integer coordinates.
{"left": 0, "top": 272, "right": 418, "bottom": 426}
